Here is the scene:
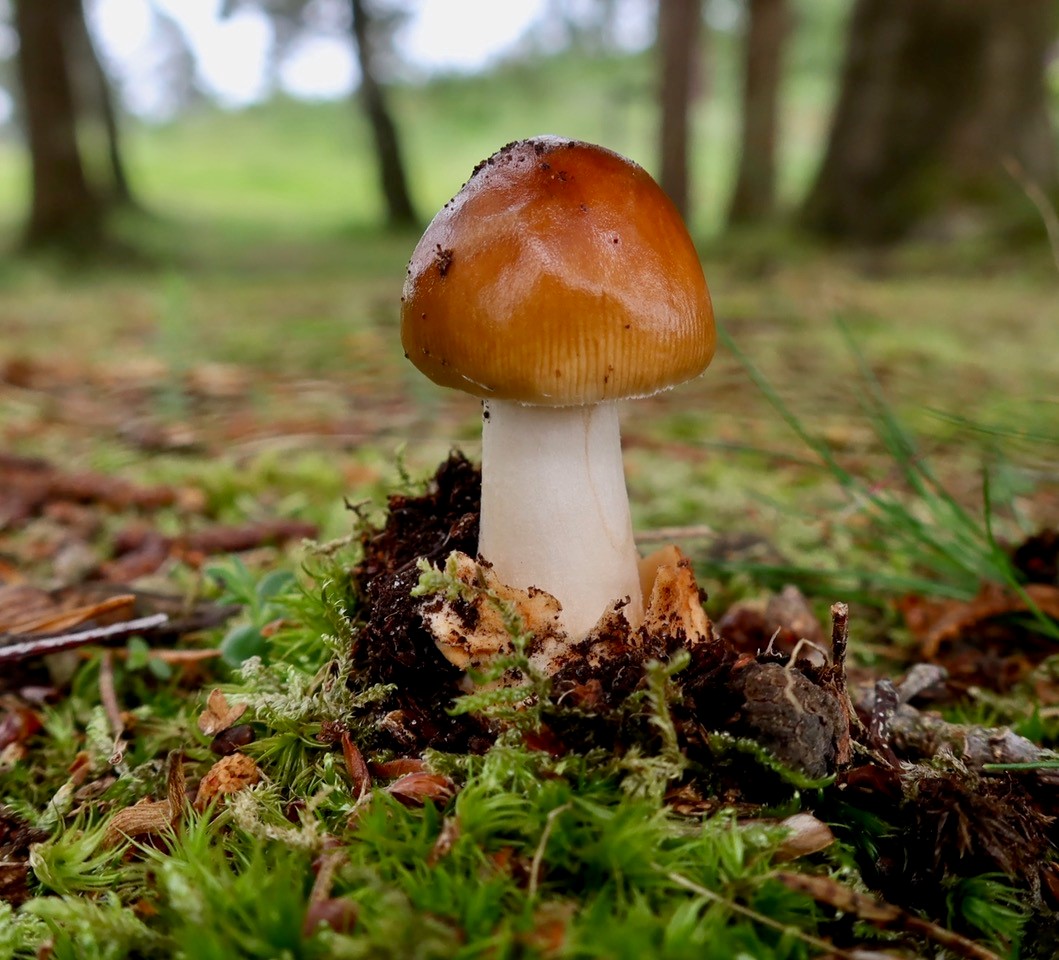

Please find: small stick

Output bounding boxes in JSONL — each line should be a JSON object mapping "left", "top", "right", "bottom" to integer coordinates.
{"left": 778, "top": 871, "right": 1002, "bottom": 960}
{"left": 666, "top": 870, "right": 881, "bottom": 960}
{"left": 0, "top": 613, "right": 169, "bottom": 664}
{"left": 98, "top": 651, "right": 126, "bottom": 767}
{"left": 529, "top": 803, "right": 571, "bottom": 901}
{"left": 635, "top": 524, "right": 716, "bottom": 544}
{"left": 829, "top": 602, "right": 848, "bottom": 673}
{"left": 1004, "top": 157, "right": 1059, "bottom": 274}
{"left": 868, "top": 679, "right": 899, "bottom": 757}
{"left": 853, "top": 681, "right": 1059, "bottom": 785}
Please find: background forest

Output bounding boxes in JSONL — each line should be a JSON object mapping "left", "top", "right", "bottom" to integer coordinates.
{"left": 0, "top": 2, "right": 1058, "bottom": 958}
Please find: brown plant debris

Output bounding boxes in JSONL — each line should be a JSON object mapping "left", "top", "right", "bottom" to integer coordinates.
{"left": 0, "top": 589, "right": 135, "bottom": 636}
{"left": 385, "top": 772, "right": 458, "bottom": 808}
{"left": 777, "top": 872, "right": 1003, "bottom": 960}
{"left": 772, "top": 812, "right": 835, "bottom": 862}
{"left": 103, "top": 519, "right": 319, "bottom": 580}
{"left": 906, "top": 581, "right": 1059, "bottom": 660}
{"left": 105, "top": 754, "right": 187, "bottom": 846}
{"left": 898, "top": 577, "right": 1059, "bottom": 694}
{"left": 1012, "top": 527, "right": 1059, "bottom": 585}
{"left": 0, "top": 807, "right": 48, "bottom": 905}
{"left": 842, "top": 679, "right": 1059, "bottom": 919}
{"left": 0, "top": 453, "right": 177, "bottom": 531}
{"left": 341, "top": 454, "right": 1059, "bottom": 946}
{"left": 197, "top": 689, "right": 248, "bottom": 736}
{"left": 717, "top": 584, "right": 827, "bottom": 661}
{"left": 193, "top": 752, "right": 262, "bottom": 812}
{"left": 854, "top": 678, "right": 1059, "bottom": 785}
{"left": 351, "top": 453, "right": 489, "bottom": 751}
{"left": 340, "top": 732, "right": 372, "bottom": 799}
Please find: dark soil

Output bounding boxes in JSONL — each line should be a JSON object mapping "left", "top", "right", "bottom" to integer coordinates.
{"left": 346, "top": 454, "right": 1059, "bottom": 946}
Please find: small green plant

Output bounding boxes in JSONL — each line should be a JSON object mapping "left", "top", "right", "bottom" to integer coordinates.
{"left": 29, "top": 818, "right": 131, "bottom": 897}
{"left": 945, "top": 873, "right": 1029, "bottom": 952}
{"left": 208, "top": 557, "right": 297, "bottom": 665}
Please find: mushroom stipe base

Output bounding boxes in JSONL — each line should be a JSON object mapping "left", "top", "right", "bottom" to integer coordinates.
{"left": 351, "top": 453, "right": 848, "bottom": 775}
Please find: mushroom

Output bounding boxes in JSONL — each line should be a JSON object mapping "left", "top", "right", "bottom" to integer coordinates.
{"left": 401, "top": 137, "right": 715, "bottom": 638}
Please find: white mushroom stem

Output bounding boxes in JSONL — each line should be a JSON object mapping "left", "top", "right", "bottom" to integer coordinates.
{"left": 478, "top": 399, "right": 643, "bottom": 638}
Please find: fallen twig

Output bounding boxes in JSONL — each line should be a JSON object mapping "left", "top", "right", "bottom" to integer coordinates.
{"left": 99, "top": 651, "right": 127, "bottom": 767}
{"left": 854, "top": 677, "right": 1059, "bottom": 785}
{"left": 635, "top": 524, "right": 716, "bottom": 544}
{"left": 777, "top": 871, "right": 1002, "bottom": 960}
{"left": 0, "top": 613, "right": 170, "bottom": 664}
{"left": 665, "top": 869, "right": 893, "bottom": 960}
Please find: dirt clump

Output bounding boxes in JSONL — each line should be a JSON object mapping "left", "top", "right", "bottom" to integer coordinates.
{"left": 348, "top": 454, "right": 849, "bottom": 783}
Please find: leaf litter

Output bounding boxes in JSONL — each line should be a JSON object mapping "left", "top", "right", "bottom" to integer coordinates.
{"left": 0, "top": 452, "right": 1056, "bottom": 957}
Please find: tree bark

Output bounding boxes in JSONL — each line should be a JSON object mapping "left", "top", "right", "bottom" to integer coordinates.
{"left": 728, "top": 0, "right": 788, "bottom": 225}
{"left": 802, "top": 0, "right": 1058, "bottom": 243}
{"left": 657, "top": 0, "right": 702, "bottom": 220}
{"left": 349, "top": 0, "right": 419, "bottom": 229}
{"left": 67, "top": 0, "right": 135, "bottom": 207}
{"left": 13, "top": 0, "right": 102, "bottom": 248}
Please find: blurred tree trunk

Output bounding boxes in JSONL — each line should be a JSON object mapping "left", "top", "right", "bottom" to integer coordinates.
{"left": 728, "top": 0, "right": 788, "bottom": 225}
{"left": 802, "top": 0, "right": 1058, "bottom": 243}
{"left": 349, "top": 0, "right": 418, "bottom": 228}
{"left": 657, "top": 0, "right": 702, "bottom": 219}
{"left": 68, "top": 0, "right": 136, "bottom": 207}
{"left": 13, "top": 0, "right": 103, "bottom": 249}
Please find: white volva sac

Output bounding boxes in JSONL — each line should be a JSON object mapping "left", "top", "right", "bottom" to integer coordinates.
{"left": 478, "top": 399, "right": 642, "bottom": 638}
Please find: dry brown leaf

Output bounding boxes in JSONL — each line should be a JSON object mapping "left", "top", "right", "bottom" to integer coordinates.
{"left": 370, "top": 758, "right": 426, "bottom": 779}
{"left": 427, "top": 815, "right": 461, "bottom": 866}
{"left": 6, "top": 594, "right": 135, "bottom": 636}
{"left": 340, "top": 732, "right": 371, "bottom": 799}
{"left": 185, "top": 362, "right": 250, "bottom": 400}
{"left": 197, "top": 689, "right": 248, "bottom": 736}
{"left": 105, "top": 754, "right": 186, "bottom": 846}
{"left": 67, "top": 751, "right": 93, "bottom": 786}
{"left": 903, "top": 582, "right": 1059, "bottom": 659}
{"left": 0, "top": 585, "right": 54, "bottom": 632}
{"left": 0, "top": 700, "right": 42, "bottom": 750}
{"left": 194, "top": 752, "right": 261, "bottom": 811}
{"left": 385, "top": 772, "right": 456, "bottom": 808}
{"left": 519, "top": 901, "right": 576, "bottom": 957}
{"left": 302, "top": 897, "right": 359, "bottom": 936}
{"left": 773, "top": 812, "right": 835, "bottom": 861}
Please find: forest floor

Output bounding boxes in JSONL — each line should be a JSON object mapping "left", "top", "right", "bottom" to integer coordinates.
{"left": 1, "top": 212, "right": 1057, "bottom": 958}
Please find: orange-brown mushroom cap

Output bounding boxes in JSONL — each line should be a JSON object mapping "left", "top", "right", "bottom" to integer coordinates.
{"left": 401, "top": 137, "right": 715, "bottom": 406}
